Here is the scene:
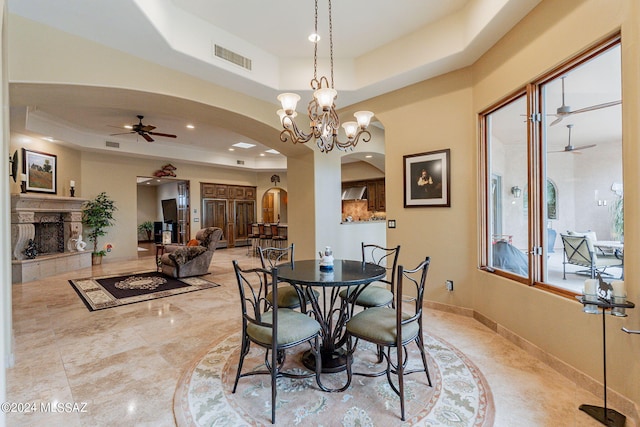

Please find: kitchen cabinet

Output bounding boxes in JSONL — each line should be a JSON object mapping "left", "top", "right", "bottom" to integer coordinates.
{"left": 342, "top": 178, "right": 385, "bottom": 212}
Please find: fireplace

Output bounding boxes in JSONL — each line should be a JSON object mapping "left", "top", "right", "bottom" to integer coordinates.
{"left": 34, "top": 214, "right": 65, "bottom": 255}
{"left": 11, "top": 194, "right": 92, "bottom": 283}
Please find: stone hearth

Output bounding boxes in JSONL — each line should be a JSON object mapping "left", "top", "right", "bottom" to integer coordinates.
{"left": 11, "top": 193, "right": 91, "bottom": 283}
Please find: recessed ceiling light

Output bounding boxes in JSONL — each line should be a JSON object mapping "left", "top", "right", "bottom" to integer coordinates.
{"left": 186, "top": 124, "right": 195, "bottom": 129}
{"left": 365, "top": 155, "right": 372, "bottom": 158}
{"left": 265, "top": 149, "right": 280, "bottom": 154}
{"left": 228, "top": 148, "right": 235, "bottom": 151}
{"left": 124, "top": 125, "right": 132, "bottom": 129}
{"left": 259, "top": 153, "right": 265, "bottom": 156}
{"left": 232, "top": 142, "right": 256, "bottom": 149}
{"left": 308, "top": 33, "right": 320, "bottom": 42}
{"left": 42, "top": 137, "right": 56, "bottom": 142}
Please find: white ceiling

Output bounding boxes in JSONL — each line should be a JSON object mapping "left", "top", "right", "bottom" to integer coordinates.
{"left": 7, "top": 0, "right": 574, "bottom": 170}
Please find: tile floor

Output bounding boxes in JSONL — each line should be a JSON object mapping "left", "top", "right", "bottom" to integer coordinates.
{"left": 5, "top": 247, "right": 632, "bottom": 426}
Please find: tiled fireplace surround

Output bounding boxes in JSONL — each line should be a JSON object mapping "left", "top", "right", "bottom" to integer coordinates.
{"left": 11, "top": 193, "right": 91, "bottom": 283}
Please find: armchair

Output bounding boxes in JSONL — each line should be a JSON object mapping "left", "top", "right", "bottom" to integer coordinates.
{"left": 159, "top": 227, "right": 223, "bottom": 278}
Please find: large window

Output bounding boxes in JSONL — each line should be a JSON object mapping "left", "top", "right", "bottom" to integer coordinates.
{"left": 481, "top": 37, "right": 622, "bottom": 295}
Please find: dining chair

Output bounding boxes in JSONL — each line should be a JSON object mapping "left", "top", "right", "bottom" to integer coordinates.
{"left": 340, "top": 243, "right": 400, "bottom": 309}
{"left": 231, "top": 261, "right": 322, "bottom": 424}
{"left": 345, "top": 257, "right": 432, "bottom": 421}
{"left": 258, "top": 244, "right": 319, "bottom": 310}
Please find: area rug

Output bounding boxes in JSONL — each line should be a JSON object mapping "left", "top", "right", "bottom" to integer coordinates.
{"left": 69, "top": 271, "right": 220, "bottom": 311}
{"left": 174, "top": 332, "right": 494, "bottom": 426}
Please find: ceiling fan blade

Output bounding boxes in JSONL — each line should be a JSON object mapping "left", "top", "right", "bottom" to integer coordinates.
{"left": 141, "top": 133, "right": 154, "bottom": 142}
{"left": 549, "top": 116, "right": 564, "bottom": 127}
{"left": 568, "top": 100, "right": 621, "bottom": 115}
{"left": 148, "top": 132, "right": 177, "bottom": 138}
{"left": 571, "top": 144, "right": 597, "bottom": 151}
{"left": 140, "top": 125, "right": 156, "bottom": 132}
{"left": 109, "top": 131, "right": 135, "bottom": 136}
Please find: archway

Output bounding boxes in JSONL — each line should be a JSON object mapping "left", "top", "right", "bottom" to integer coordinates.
{"left": 261, "top": 187, "right": 288, "bottom": 223}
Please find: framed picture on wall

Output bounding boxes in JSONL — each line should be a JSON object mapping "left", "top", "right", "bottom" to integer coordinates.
{"left": 403, "top": 149, "right": 450, "bottom": 207}
{"left": 23, "top": 148, "right": 57, "bottom": 194}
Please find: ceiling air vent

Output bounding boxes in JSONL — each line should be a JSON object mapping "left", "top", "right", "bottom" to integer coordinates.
{"left": 105, "top": 141, "right": 120, "bottom": 148}
{"left": 214, "top": 44, "right": 252, "bottom": 70}
{"left": 236, "top": 160, "right": 245, "bottom": 165}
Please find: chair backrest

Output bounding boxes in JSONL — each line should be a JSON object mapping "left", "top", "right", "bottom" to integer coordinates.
{"left": 395, "top": 257, "right": 431, "bottom": 342}
{"left": 277, "top": 225, "right": 288, "bottom": 239}
{"left": 233, "top": 260, "right": 279, "bottom": 327}
{"left": 258, "top": 243, "right": 295, "bottom": 269}
{"left": 251, "top": 223, "right": 261, "bottom": 236}
{"left": 561, "top": 234, "right": 594, "bottom": 266}
{"left": 195, "top": 227, "right": 223, "bottom": 251}
{"left": 362, "top": 242, "right": 400, "bottom": 296}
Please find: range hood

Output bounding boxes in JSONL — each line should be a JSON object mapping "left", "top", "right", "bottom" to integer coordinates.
{"left": 341, "top": 186, "right": 367, "bottom": 200}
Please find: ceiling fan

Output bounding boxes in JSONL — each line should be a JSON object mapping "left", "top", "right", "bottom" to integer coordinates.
{"left": 548, "top": 76, "right": 621, "bottom": 127}
{"left": 110, "top": 115, "right": 177, "bottom": 142}
{"left": 549, "top": 124, "right": 596, "bottom": 154}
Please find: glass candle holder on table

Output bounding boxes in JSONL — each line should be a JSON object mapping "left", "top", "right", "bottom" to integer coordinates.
{"left": 582, "top": 279, "right": 600, "bottom": 314}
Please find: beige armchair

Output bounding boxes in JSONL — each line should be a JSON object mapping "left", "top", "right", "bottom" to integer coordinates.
{"left": 160, "top": 227, "right": 223, "bottom": 278}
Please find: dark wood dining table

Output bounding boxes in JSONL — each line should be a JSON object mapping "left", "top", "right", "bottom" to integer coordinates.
{"left": 276, "top": 259, "right": 386, "bottom": 388}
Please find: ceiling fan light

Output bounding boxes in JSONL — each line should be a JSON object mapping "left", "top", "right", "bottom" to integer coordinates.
{"left": 314, "top": 88, "right": 337, "bottom": 110}
{"left": 354, "top": 111, "right": 374, "bottom": 128}
{"left": 277, "top": 93, "right": 301, "bottom": 115}
{"left": 342, "top": 121, "right": 359, "bottom": 139}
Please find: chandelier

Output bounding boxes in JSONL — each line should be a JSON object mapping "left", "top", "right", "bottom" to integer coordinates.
{"left": 277, "top": 0, "right": 374, "bottom": 153}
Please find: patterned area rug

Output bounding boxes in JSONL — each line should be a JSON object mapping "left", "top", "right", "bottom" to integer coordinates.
{"left": 174, "top": 332, "right": 494, "bottom": 426}
{"left": 69, "top": 271, "right": 219, "bottom": 311}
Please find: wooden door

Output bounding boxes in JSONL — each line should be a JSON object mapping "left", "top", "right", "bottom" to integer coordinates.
{"left": 262, "top": 193, "right": 274, "bottom": 223}
{"left": 234, "top": 200, "right": 255, "bottom": 247}
{"left": 202, "top": 198, "right": 228, "bottom": 247}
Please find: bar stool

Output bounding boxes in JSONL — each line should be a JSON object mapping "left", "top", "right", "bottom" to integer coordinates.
{"left": 259, "top": 223, "right": 273, "bottom": 249}
{"left": 271, "top": 224, "right": 284, "bottom": 248}
{"left": 275, "top": 225, "right": 288, "bottom": 249}
{"left": 247, "top": 223, "right": 260, "bottom": 256}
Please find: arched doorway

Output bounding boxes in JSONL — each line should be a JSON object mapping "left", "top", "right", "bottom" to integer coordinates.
{"left": 262, "top": 187, "right": 288, "bottom": 223}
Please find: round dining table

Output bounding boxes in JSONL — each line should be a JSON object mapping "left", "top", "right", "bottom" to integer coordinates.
{"left": 277, "top": 259, "right": 386, "bottom": 388}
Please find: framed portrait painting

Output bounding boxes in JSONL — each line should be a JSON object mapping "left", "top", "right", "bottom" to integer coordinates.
{"left": 403, "top": 149, "right": 450, "bottom": 207}
{"left": 23, "top": 148, "right": 57, "bottom": 194}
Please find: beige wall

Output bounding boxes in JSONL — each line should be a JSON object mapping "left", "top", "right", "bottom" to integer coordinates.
{"left": 341, "top": 161, "right": 385, "bottom": 182}
{"left": 9, "top": 133, "right": 82, "bottom": 196}
{"left": 78, "top": 152, "right": 259, "bottom": 260}
{"left": 340, "top": 0, "right": 640, "bottom": 414}
{"left": 471, "top": 0, "right": 640, "bottom": 411}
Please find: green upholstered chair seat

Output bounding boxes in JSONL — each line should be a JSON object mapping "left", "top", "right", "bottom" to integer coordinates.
{"left": 267, "top": 285, "right": 320, "bottom": 308}
{"left": 247, "top": 309, "right": 320, "bottom": 346}
{"left": 339, "top": 285, "right": 393, "bottom": 307}
{"left": 346, "top": 306, "right": 419, "bottom": 346}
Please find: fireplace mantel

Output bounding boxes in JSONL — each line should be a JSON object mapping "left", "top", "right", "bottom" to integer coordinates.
{"left": 11, "top": 193, "right": 87, "bottom": 212}
{"left": 11, "top": 193, "right": 91, "bottom": 283}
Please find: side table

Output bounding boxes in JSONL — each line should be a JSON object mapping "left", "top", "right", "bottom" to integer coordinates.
{"left": 155, "top": 244, "right": 166, "bottom": 271}
{"left": 576, "top": 295, "right": 635, "bottom": 426}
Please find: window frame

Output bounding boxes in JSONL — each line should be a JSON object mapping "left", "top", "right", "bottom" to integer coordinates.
{"left": 479, "top": 34, "right": 622, "bottom": 298}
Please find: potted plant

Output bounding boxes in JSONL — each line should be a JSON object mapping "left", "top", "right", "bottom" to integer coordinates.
{"left": 610, "top": 195, "right": 623, "bottom": 241}
{"left": 138, "top": 221, "right": 154, "bottom": 241}
{"left": 82, "top": 192, "right": 117, "bottom": 265}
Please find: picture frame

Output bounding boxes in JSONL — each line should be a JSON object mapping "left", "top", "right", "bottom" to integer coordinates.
{"left": 403, "top": 149, "right": 450, "bottom": 207}
{"left": 23, "top": 148, "right": 57, "bottom": 194}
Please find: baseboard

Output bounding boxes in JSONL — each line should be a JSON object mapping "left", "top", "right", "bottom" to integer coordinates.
{"left": 426, "top": 301, "right": 640, "bottom": 426}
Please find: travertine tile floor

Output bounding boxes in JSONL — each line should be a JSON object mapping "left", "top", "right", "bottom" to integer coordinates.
{"left": 6, "top": 247, "right": 630, "bottom": 426}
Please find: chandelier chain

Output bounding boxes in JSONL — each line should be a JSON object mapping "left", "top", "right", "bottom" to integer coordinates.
{"left": 328, "top": 0, "right": 334, "bottom": 89}
{"left": 313, "top": 0, "right": 318, "bottom": 83}
{"left": 277, "top": 0, "right": 373, "bottom": 153}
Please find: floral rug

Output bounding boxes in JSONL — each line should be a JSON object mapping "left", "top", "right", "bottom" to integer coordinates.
{"left": 69, "top": 271, "right": 219, "bottom": 311}
{"left": 174, "top": 332, "right": 494, "bottom": 426}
